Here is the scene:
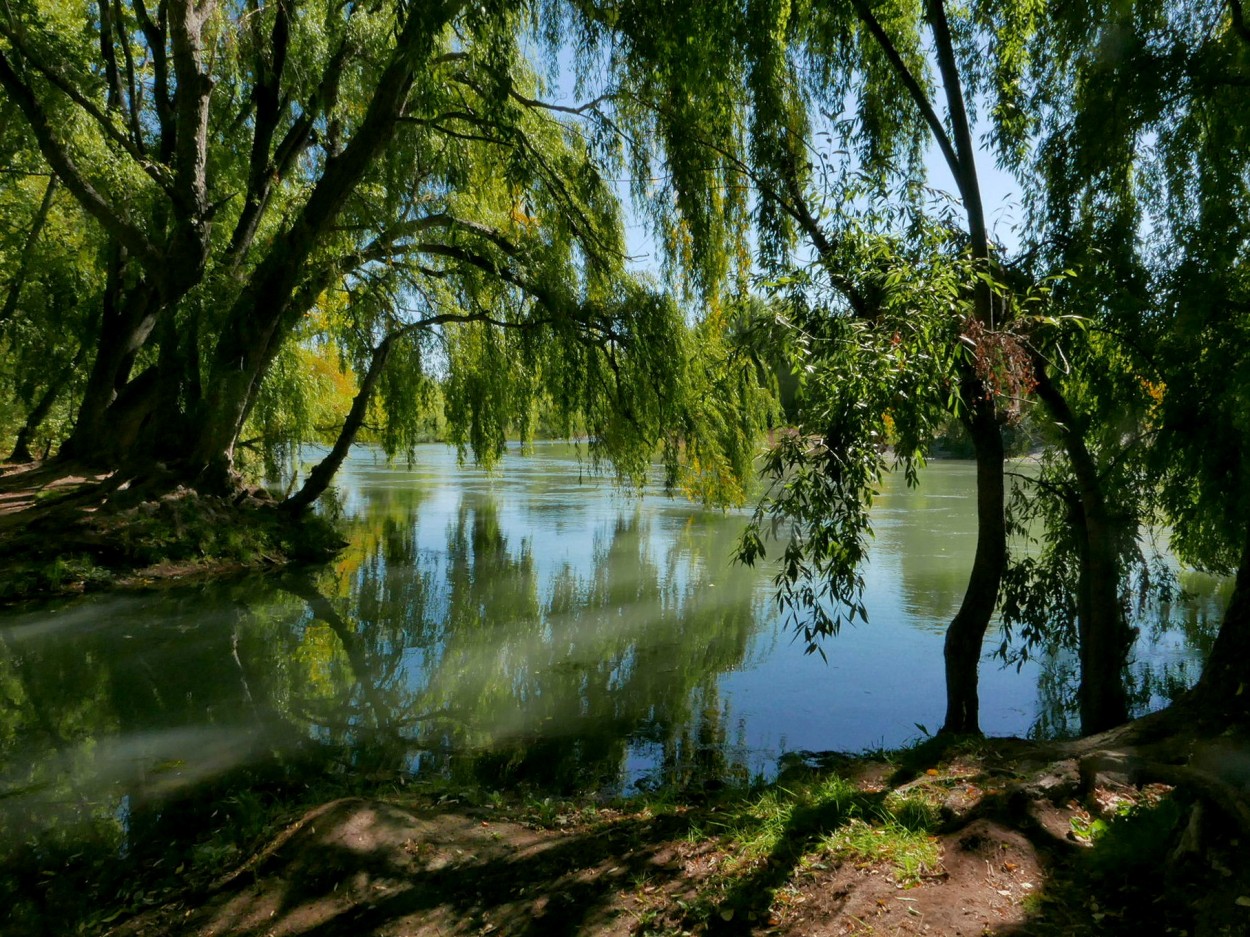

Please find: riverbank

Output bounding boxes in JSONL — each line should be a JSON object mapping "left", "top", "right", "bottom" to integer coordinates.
{"left": 0, "top": 461, "right": 343, "bottom": 603}
{"left": 97, "top": 726, "right": 1250, "bottom": 937}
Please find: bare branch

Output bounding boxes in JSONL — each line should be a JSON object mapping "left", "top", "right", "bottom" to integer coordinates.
{"left": 508, "top": 89, "right": 614, "bottom": 116}
{"left": 848, "top": 0, "right": 961, "bottom": 181}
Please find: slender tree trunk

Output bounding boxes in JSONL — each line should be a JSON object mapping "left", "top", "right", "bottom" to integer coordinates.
{"left": 0, "top": 176, "right": 57, "bottom": 327}
{"left": 282, "top": 336, "right": 394, "bottom": 514}
{"left": 1030, "top": 356, "right": 1131, "bottom": 733}
{"left": 930, "top": 0, "right": 1007, "bottom": 735}
{"left": 846, "top": 0, "right": 1010, "bottom": 734}
{"left": 7, "top": 344, "right": 86, "bottom": 463}
{"left": 942, "top": 391, "right": 1006, "bottom": 734}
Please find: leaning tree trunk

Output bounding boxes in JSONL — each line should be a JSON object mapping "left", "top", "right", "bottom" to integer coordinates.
{"left": 0, "top": 175, "right": 57, "bottom": 328}
{"left": 282, "top": 336, "right": 394, "bottom": 514}
{"left": 7, "top": 344, "right": 86, "bottom": 463}
{"left": 942, "top": 390, "right": 1007, "bottom": 734}
{"left": 1187, "top": 524, "right": 1250, "bottom": 726}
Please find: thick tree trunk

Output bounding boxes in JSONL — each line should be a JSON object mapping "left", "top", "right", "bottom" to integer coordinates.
{"left": 942, "top": 392, "right": 1006, "bottom": 734}
{"left": 1187, "top": 525, "right": 1250, "bottom": 725}
{"left": 282, "top": 336, "right": 393, "bottom": 514}
{"left": 59, "top": 245, "right": 163, "bottom": 466}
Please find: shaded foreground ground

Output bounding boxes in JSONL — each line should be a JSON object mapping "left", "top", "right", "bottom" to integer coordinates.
{"left": 110, "top": 728, "right": 1250, "bottom": 937}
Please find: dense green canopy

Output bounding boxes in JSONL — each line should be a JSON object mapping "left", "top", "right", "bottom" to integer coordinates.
{"left": 3, "top": 0, "right": 1250, "bottom": 739}
{"left": 0, "top": 0, "right": 770, "bottom": 505}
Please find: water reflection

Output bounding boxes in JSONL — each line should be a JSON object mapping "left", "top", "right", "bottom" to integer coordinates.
{"left": 279, "top": 487, "right": 762, "bottom": 793}
{"left": 0, "top": 445, "right": 1227, "bottom": 934}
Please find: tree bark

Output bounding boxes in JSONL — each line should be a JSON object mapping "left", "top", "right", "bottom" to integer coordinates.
{"left": 1030, "top": 356, "right": 1132, "bottom": 734}
{"left": 1187, "top": 523, "right": 1250, "bottom": 725}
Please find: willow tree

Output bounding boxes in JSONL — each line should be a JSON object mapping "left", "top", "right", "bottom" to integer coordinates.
{"left": 987, "top": 0, "right": 1250, "bottom": 732}
{"left": 0, "top": 0, "right": 765, "bottom": 500}
{"left": 0, "top": 114, "right": 98, "bottom": 464}
{"left": 572, "top": 0, "right": 1056, "bottom": 734}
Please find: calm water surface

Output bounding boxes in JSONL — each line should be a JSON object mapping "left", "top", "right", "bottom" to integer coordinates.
{"left": 0, "top": 444, "right": 1226, "bottom": 855}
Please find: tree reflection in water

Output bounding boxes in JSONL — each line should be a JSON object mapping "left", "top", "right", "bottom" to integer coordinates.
{"left": 0, "top": 453, "right": 1223, "bottom": 934}
{"left": 278, "top": 490, "right": 762, "bottom": 793}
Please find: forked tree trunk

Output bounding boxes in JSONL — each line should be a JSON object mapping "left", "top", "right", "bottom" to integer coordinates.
{"left": 60, "top": 259, "right": 160, "bottom": 465}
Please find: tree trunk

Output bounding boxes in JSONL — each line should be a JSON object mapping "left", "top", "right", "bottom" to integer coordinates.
{"left": 60, "top": 255, "right": 159, "bottom": 465}
{"left": 282, "top": 336, "right": 393, "bottom": 514}
{"left": 0, "top": 176, "right": 57, "bottom": 327}
{"left": 942, "top": 391, "right": 1006, "bottom": 734}
{"left": 1073, "top": 492, "right": 1132, "bottom": 733}
{"left": 1030, "top": 358, "right": 1132, "bottom": 733}
{"left": 1187, "top": 524, "right": 1250, "bottom": 725}
{"left": 6, "top": 344, "right": 86, "bottom": 463}
{"left": 191, "top": 3, "right": 461, "bottom": 484}
{"left": 846, "top": 0, "right": 1010, "bottom": 734}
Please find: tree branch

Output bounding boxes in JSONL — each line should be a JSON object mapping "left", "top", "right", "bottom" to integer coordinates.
{"left": 1231, "top": 0, "right": 1250, "bottom": 44}
{"left": 0, "top": 50, "right": 163, "bottom": 272}
{"left": 849, "top": 0, "right": 961, "bottom": 180}
{"left": 0, "top": 20, "right": 169, "bottom": 189}
{"left": 113, "top": 0, "right": 147, "bottom": 152}
{"left": 925, "top": 0, "right": 989, "bottom": 263}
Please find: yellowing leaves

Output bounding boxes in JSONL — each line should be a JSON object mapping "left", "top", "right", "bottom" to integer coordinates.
{"left": 509, "top": 203, "right": 539, "bottom": 228}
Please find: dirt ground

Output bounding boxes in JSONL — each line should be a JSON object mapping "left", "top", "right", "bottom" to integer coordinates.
{"left": 108, "top": 729, "right": 1250, "bottom": 937}
{"left": 107, "top": 797, "right": 1044, "bottom": 937}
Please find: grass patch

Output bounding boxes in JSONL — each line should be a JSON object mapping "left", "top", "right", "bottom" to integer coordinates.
{"left": 815, "top": 815, "right": 940, "bottom": 884}
{"left": 0, "top": 485, "right": 346, "bottom": 603}
{"left": 715, "top": 775, "right": 940, "bottom": 883}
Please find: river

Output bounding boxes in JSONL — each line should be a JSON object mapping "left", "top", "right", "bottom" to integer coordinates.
{"left": 0, "top": 443, "right": 1227, "bottom": 923}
